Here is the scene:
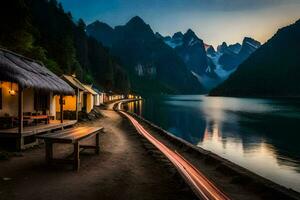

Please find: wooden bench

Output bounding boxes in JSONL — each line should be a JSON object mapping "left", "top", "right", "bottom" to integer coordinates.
{"left": 36, "top": 127, "right": 103, "bottom": 171}
{"left": 24, "top": 115, "right": 50, "bottom": 124}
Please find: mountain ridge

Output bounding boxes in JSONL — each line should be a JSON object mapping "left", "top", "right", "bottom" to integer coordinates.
{"left": 210, "top": 19, "right": 300, "bottom": 97}
{"left": 163, "top": 30, "right": 260, "bottom": 90}
{"left": 87, "top": 16, "right": 205, "bottom": 94}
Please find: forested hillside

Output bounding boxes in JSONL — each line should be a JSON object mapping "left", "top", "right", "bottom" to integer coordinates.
{"left": 210, "top": 19, "right": 300, "bottom": 97}
{"left": 87, "top": 16, "right": 204, "bottom": 94}
{"left": 0, "top": 0, "right": 130, "bottom": 93}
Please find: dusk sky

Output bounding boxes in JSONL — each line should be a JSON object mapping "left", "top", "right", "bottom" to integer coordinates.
{"left": 60, "top": 0, "right": 300, "bottom": 47}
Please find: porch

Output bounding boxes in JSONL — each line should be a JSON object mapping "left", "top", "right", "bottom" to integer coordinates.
{"left": 0, "top": 120, "right": 77, "bottom": 150}
{"left": 0, "top": 48, "right": 76, "bottom": 151}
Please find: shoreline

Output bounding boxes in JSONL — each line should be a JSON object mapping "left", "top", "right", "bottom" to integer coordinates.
{"left": 117, "top": 99, "right": 300, "bottom": 200}
{"left": 208, "top": 93, "right": 300, "bottom": 100}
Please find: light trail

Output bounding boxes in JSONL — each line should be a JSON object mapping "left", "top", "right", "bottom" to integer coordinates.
{"left": 117, "top": 103, "right": 231, "bottom": 200}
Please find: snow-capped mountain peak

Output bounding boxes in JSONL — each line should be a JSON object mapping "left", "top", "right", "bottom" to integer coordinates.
{"left": 188, "top": 37, "right": 200, "bottom": 46}
{"left": 156, "top": 30, "right": 261, "bottom": 91}
{"left": 162, "top": 29, "right": 215, "bottom": 82}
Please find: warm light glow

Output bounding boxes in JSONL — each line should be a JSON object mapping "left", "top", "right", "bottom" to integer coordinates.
{"left": 55, "top": 95, "right": 77, "bottom": 112}
{"left": 9, "top": 89, "right": 16, "bottom": 96}
{"left": 8, "top": 82, "right": 17, "bottom": 96}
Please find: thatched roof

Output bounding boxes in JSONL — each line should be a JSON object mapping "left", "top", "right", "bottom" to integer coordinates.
{"left": 62, "top": 75, "right": 87, "bottom": 92}
{"left": 82, "top": 84, "right": 98, "bottom": 95}
{"left": 0, "top": 48, "right": 74, "bottom": 95}
{"left": 92, "top": 87, "right": 103, "bottom": 94}
{"left": 62, "top": 75, "right": 99, "bottom": 95}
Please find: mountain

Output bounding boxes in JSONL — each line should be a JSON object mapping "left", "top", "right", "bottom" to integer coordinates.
{"left": 155, "top": 32, "right": 164, "bottom": 40}
{"left": 206, "top": 45, "right": 217, "bottom": 56}
{"left": 163, "top": 30, "right": 213, "bottom": 77}
{"left": 162, "top": 29, "right": 260, "bottom": 90}
{"left": 217, "top": 42, "right": 229, "bottom": 53}
{"left": 218, "top": 42, "right": 241, "bottom": 54}
{"left": 216, "top": 42, "right": 242, "bottom": 71}
{"left": 208, "top": 37, "right": 261, "bottom": 75}
{"left": 162, "top": 30, "right": 220, "bottom": 90}
{"left": 86, "top": 20, "right": 115, "bottom": 47}
{"left": 87, "top": 16, "right": 204, "bottom": 94}
{"left": 0, "top": 0, "right": 130, "bottom": 93}
{"left": 217, "top": 38, "right": 260, "bottom": 71}
{"left": 164, "top": 32, "right": 184, "bottom": 48}
{"left": 210, "top": 19, "right": 300, "bottom": 97}
{"left": 228, "top": 43, "right": 242, "bottom": 54}
{"left": 238, "top": 37, "right": 261, "bottom": 61}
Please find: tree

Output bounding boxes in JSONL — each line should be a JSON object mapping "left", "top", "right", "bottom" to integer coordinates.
{"left": 78, "top": 19, "right": 86, "bottom": 31}
{"left": 0, "top": 0, "right": 131, "bottom": 93}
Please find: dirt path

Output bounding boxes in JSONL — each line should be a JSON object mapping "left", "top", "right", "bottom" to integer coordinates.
{"left": 0, "top": 107, "right": 197, "bottom": 200}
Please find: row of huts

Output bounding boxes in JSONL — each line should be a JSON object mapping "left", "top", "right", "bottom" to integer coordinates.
{"left": 0, "top": 48, "right": 129, "bottom": 150}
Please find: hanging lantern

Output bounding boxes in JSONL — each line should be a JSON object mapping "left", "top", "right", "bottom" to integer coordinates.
{"left": 9, "top": 82, "right": 16, "bottom": 96}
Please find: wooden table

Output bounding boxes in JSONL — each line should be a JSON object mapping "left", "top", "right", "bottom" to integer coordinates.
{"left": 36, "top": 127, "right": 103, "bottom": 171}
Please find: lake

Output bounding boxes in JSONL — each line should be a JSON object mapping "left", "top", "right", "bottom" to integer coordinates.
{"left": 123, "top": 95, "right": 300, "bottom": 192}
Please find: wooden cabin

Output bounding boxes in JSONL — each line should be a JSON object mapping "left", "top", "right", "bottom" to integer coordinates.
{"left": 58, "top": 75, "right": 97, "bottom": 115}
{"left": 103, "top": 93, "right": 109, "bottom": 103}
{"left": 82, "top": 84, "right": 98, "bottom": 113}
{"left": 57, "top": 75, "right": 87, "bottom": 119}
{"left": 0, "top": 48, "right": 75, "bottom": 150}
{"left": 92, "top": 87, "right": 104, "bottom": 106}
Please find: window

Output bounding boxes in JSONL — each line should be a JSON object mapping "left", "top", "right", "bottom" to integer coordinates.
{"left": 0, "top": 88, "right": 2, "bottom": 109}
{"left": 34, "top": 91, "right": 49, "bottom": 111}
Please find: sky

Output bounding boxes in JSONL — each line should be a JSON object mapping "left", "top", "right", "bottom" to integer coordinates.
{"left": 59, "top": 0, "right": 300, "bottom": 47}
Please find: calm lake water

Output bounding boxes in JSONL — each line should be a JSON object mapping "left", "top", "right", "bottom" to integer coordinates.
{"left": 123, "top": 95, "right": 300, "bottom": 192}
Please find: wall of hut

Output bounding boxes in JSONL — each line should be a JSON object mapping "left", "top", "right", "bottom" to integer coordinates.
{"left": 49, "top": 92, "right": 56, "bottom": 118}
{"left": 55, "top": 95, "right": 76, "bottom": 112}
{"left": 0, "top": 82, "right": 20, "bottom": 117}
{"left": 99, "top": 93, "right": 104, "bottom": 104}
{"left": 86, "top": 93, "right": 94, "bottom": 113}
{"left": 0, "top": 82, "right": 57, "bottom": 118}
{"left": 94, "top": 94, "right": 100, "bottom": 106}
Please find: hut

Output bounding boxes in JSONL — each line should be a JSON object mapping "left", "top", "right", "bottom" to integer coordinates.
{"left": 103, "top": 93, "right": 109, "bottom": 103}
{"left": 58, "top": 75, "right": 97, "bottom": 115}
{"left": 0, "top": 48, "right": 75, "bottom": 150}
{"left": 58, "top": 74, "right": 87, "bottom": 120}
{"left": 92, "top": 87, "right": 101, "bottom": 106}
{"left": 82, "top": 84, "right": 98, "bottom": 113}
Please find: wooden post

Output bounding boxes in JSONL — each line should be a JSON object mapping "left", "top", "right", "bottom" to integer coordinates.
{"left": 45, "top": 142, "right": 53, "bottom": 165}
{"left": 74, "top": 142, "right": 80, "bottom": 171}
{"left": 60, "top": 94, "right": 63, "bottom": 123}
{"left": 95, "top": 132, "right": 100, "bottom": 155}
{"left": 17, "top": 86, "right": 23, "bottom": 151}
{"left": 75, "top": 88, "right": 79, "bottom": 121}
{"left": 18, "top": 86, "right": 23, "bottom": 133}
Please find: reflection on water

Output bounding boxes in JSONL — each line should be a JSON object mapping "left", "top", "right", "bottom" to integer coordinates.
{"left": 123, "top": 95, "right": 300, "bottom": 192}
